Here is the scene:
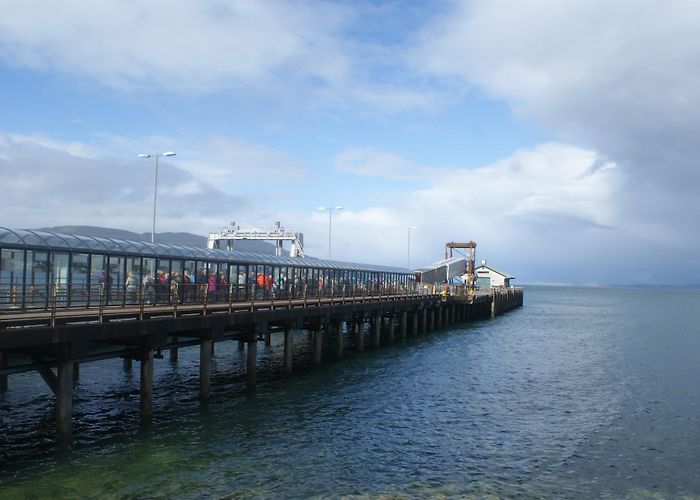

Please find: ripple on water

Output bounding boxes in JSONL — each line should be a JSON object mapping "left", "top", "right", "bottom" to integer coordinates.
{"left": 1, "top": 287, "right": 700, "bottom": 498}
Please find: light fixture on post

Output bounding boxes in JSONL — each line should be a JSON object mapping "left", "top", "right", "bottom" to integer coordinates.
{"left": 318, "top": 206, "right": 343, "bottom": 260}
{"left": 138, "top": 152, "right": 176, "bottom": 243}
{"left": 407, "top": 226, "right": 419, "bottom": 269}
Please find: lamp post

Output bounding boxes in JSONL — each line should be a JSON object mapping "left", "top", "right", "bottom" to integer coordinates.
{"left": 318, "top": 206, "right": 343, "bottom": 260}
{"left": 407, "top": 226, "right": 419, "bottom": 269}
{"left": 138, "top": 152, "right": 176, "bottom": 243}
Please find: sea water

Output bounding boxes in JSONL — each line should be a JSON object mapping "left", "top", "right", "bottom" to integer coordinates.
{"left": 0, "top": 286, "right": 698, "bottom": 498}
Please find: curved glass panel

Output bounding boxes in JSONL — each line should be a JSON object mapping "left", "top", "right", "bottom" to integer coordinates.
{"left": 0, "top": 227, "right": 28, "bottom": 245}
{"left": 100, "top": 237, "right": 127, "bottom": 252}
{"left": 44, "top": 233, "right": 73, "bottom": 248}
{"left": 20, "top": 230, "right": 51, "bottom": 247}
{"left": 0, "top": 228, "right": 413, "bottom": 274}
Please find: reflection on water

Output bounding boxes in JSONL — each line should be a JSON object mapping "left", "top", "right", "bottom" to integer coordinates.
{"left": 1, "top": 286, "right": 699, "bottom": 498}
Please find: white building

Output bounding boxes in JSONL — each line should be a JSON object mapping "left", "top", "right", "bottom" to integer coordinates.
{"left": 474, "top": 261, "right": 514, "bottom": 288}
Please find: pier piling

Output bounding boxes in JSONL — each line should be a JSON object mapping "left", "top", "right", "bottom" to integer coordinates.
{"left": 0, "top": 352, "right": 8, "bottom": 393}
{"left": 246, "top": 336, "right": 257, "bottom": 389}
{"left": 284, "top": 327, "right": 293, "bottom": 373}
{"left": 170, "top": 336, "right": 179, "bottom": 362}
{"left": 335, "top": 322, "right": 344, "bottom": 357}
{"left": 373, "top": 316, "right": 381, "bottom": 348}
{"left": 140, "top": 346, "right": 154, "bottom": 421}
{"left": 56, "top": 360, "right": 73, "bottom": 436}
{"left": 400, "top": 312, "right": 407, "bottom": 341}
{"left": 314, "top": 329, "right": 323, "bottom": 364}
{"left": 356, "top": 321, "right": 365, "bottom": 352}
{"left": 199, "top": 339, "right": 212, "bottom": 401}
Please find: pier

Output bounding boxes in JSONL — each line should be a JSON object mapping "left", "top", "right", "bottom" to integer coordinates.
{"left": 0, "top": 228, "right": 523, "bottom": 436}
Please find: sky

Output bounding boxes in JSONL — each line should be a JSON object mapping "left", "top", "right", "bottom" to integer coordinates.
{"left": 1, "top": 0, "right": 699, "bottom": 285}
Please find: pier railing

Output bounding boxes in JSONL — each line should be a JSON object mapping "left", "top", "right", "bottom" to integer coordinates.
{"left": 0, "top": 280, "right": 446, "bottom": 329}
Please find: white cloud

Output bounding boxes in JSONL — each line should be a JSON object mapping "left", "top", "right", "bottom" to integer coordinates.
{"left": 409, "top": 0, "right": 700, "bottom": 281}
{"left": 0, "top": 131, "right": 253, "bottom": 233}
{"left": 2, "top": 130, "right": 694, "bottom": 283}
{"left": 0, "top": 1, "right": 344, "bottom": 90}
{"left": 333, "top": 147, "right": 423, "bottom": 181}
{"left": 312, "top": 143, "right": 640, "bottom": 282}
{"left": 414, "top": 1, "right": 700, "bottom": 184}
{"left": 0, "top": 0, "right": 436, "bottom": 113}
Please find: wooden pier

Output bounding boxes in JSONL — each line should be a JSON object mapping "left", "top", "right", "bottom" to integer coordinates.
{"left": 0, "top": 289, "right": 523, "bottom": 436}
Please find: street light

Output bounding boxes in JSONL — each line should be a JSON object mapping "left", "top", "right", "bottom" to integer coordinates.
{"left": 407, "top": 226, "right": 419, "bottom": 269}
{"left": 138, "top": 152, "right": 176, "bottom": 243}
{"left": 318, "top": 206, "right": 343, "bottom": 260}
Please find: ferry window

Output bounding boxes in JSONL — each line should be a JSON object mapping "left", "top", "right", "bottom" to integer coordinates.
{"left": 196, "top": 263, "right": 207, "bottom": 291}
{"left": 49, "top": 252, "right": 70, "bottom": 306}
{"left": 248, "top": 265, "right": 258, "bottom": 297}
{"left": 156, "top": 258, "right": 171, "bottom": 305}
{"left": 237, "top": 264, "right": 248, "bottom": 300}
{"left": 217, "top": 263, "right": 229, "bottom": 300}
{"left": 25, "top": 250, "right": 47, "bottom": 308}
{"left": 141, "top": 258, "right": 155, "bottom": 304}
{"left": 171, "top": 260, "right": 184, "bottom": 301}
{"left": 1, "top": 249, "right": 26, "bottom": 310}
{"left": 184, "top": 260, "right": 196, "bottom": 303}
{"left": 107, "top": 256, "right": 124, "bottom": 305}
{"left": 273, "top": 266, "right": 281, "bottom": 295}
{"left": 71, "top": 253, "right": 89, "bottom": 306}
{"left": 90, "top": 255, "right": 105, "bottom": 305}
{"left": 125, "top": 257, "right": 142, "bottom": 305}
{"left": 228, "top": 264, "right": 237, "bottom": 285}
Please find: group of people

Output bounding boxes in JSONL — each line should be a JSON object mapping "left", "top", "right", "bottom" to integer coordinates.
{"left": 137, "top": 268, "right": 232, "bottom": 304}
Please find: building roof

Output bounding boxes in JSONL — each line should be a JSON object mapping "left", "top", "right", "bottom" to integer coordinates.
{"left": 0, "top": 227, "right": 412, "bottom": 274}
{"left": 475, "top": 264, "right": 514, "bottom": 279}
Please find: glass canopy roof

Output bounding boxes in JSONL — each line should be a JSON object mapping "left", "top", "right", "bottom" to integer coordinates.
{"left": 0, "top": 227, "right": 411, "bottom": 274}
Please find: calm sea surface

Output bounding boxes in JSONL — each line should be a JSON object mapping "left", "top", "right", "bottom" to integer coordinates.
{"left": 0, "top": 286, "right": 699, "bottom": 498}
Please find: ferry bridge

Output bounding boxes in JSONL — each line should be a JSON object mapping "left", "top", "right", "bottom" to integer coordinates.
{"left": 0, "top": 228, "right": 522, "bottom": 437}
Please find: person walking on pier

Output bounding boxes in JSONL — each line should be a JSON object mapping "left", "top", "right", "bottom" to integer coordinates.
{"left": 125, "top": 272, "right": 137, "bottom": 304}
{"left": 207, "top": 272, "right": 217, "bottom": 301}
{"left": 143, "top": 270, "right": 154, "bottom": 305}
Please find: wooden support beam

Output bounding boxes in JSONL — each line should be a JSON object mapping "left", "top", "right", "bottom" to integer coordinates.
{"left": 0, "top": 352, "right": 7, "bottom": 393}
{"left": 284, "top": 327, "right": 293, "bottom": 374}
{"left": 200, "top": 338, "right": 212, "bottom": 401}
{"left": 140, "top": 346, "right": 154, "bottom": 420}
{"left": 73, "top": 362, "right": 80, "bottom": 383}
{"left": 56, "top": 360, "right": 73, "bottom": 436}
{"left": 388, "top": 316, "right": 395, "bottom": 342}
{"left": 123, "top": 357, "right": 132, "bottom": 371}
{"left": 246, "top": 337, "right": 257, "bottom": 389}
{"left": 400, "top": 311, "right": 407, "bottom": 341}
{"left": 264, "top": 332, "right": 271, "bottom": 346}
{"left": 238, "top": 339, "right": 245, "bottom": 352}
{"left": 373, "top": 316, "right": 381, "bottom": 348}
{"left": 314, "top": 329, "right": 323, "bottom": 364}
{"left": 421, "top": 308, "right": 427, "bottom": 334}
{"left": 335, "top": 322, "right": 344, "bottom": 358}
{"left": 36, "top": 363, "right": 58, "bottom": 395}
{"left": 170, "top": 336, "right": 179, "bottom": 362}
{"left": 412, "top": 312, "right": 419, "bottom": 337}
{"left": 356, "top": 321, "right": 365, "bottom": 352}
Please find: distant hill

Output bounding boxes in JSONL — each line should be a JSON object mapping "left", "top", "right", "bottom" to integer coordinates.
{"left": 35, "top": 225, "right": 279, "bottom": 254}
